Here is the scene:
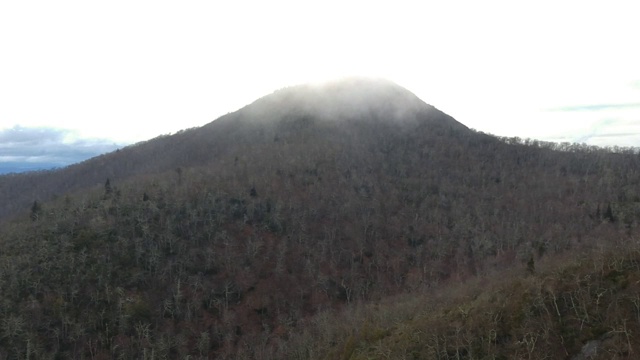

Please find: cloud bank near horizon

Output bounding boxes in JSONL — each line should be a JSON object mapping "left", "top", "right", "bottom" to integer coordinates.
{"left": 0, "top": 126, "right": 121, "bottom": 174}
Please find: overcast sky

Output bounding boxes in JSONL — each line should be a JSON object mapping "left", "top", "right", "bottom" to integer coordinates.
{"left": 1, "top": 1, "right": 640, "bottom": 171}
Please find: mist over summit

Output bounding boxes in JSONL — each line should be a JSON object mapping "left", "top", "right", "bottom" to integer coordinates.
{"left": 243, "top": 78, "right": 438, "bottom": 122}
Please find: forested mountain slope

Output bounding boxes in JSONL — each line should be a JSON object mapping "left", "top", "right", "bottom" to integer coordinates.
{"left": 1, "top": 78, "right": 640, "bottom": 358}
{"left": 0, "top": 78, "right": 465, "bottom": 220}
{"left": 284, "top": 241, "right": 640, "bottom": 359}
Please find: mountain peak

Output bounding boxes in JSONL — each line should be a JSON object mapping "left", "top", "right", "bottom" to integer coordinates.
{"left": 238, "top": 77, "right": 457, "bottom": 128}
{"left": 0, "top": 78, "right": 469, "bottom": 220}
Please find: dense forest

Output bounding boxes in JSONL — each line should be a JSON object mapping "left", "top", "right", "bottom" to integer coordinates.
{"left": 1, "top": 78, "right": 640, "bottom": 359}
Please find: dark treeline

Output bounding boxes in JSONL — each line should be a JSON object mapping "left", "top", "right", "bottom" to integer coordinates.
{"left": 495, "top": 133, "right": 639, "bottom": 155}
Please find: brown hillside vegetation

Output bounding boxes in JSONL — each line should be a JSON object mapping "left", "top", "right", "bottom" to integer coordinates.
{"left": 284, "top": 241, "right": 640, "bottom": 359}
{"left": 1, "top": 78, "right": 640, "bottom": 358}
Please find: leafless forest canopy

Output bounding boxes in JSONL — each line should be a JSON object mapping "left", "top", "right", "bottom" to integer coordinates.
{"left": 1, "top": 79, "right": 640, "bottom": 359}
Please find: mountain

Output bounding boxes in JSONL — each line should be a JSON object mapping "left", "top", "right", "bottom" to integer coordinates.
{"left": 0, "top": 78, "right": 467, "bottom": 221}
{"left": 1, "top": 78, "right": 640, "bottom": 359}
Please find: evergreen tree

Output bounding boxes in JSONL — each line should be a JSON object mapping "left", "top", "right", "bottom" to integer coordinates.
{"left": 30, "top": 200, "right": 41, "bottom": 221}
{"left": 104, "top": 178, "right": 113, "bottom": 195}
{"left": 526, "top": 256, "right": 535, "bottom": 275}
{"left": 604, "top": 203, "right": 615, "bottom": 222}
{"left": 175, "top": 167, "right": 183, "bottom": 185}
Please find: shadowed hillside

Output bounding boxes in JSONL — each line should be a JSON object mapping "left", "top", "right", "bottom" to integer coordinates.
{"left": 1, "top": 78, "right": 640, "bottom": 358}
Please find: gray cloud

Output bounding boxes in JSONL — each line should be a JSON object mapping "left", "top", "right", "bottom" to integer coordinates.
{"left": 539, "top": 99, "right": 640, "bottom": 147}
{"left": 0, "top": 126, "right": 122, "bottom": 173}
{"left": 577, "top": 134, "right": 640, "bottom": 148}
{"left": 0, "top": 126, "right": 66, "bottom": 144}
{"left": 548, "top": 103, "right": 640, "bottom": 112}
{"left": 570, "top": 117, "right": 640, "bottom": 147}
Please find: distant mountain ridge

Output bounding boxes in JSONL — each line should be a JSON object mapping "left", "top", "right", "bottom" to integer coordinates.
{"left": 0, "top": 163, "right": 60, "bottom": 175}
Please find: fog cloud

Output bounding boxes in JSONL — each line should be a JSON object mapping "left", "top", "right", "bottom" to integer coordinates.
{"left": 0, "top": 126, "right": 121, "bottom": 173}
